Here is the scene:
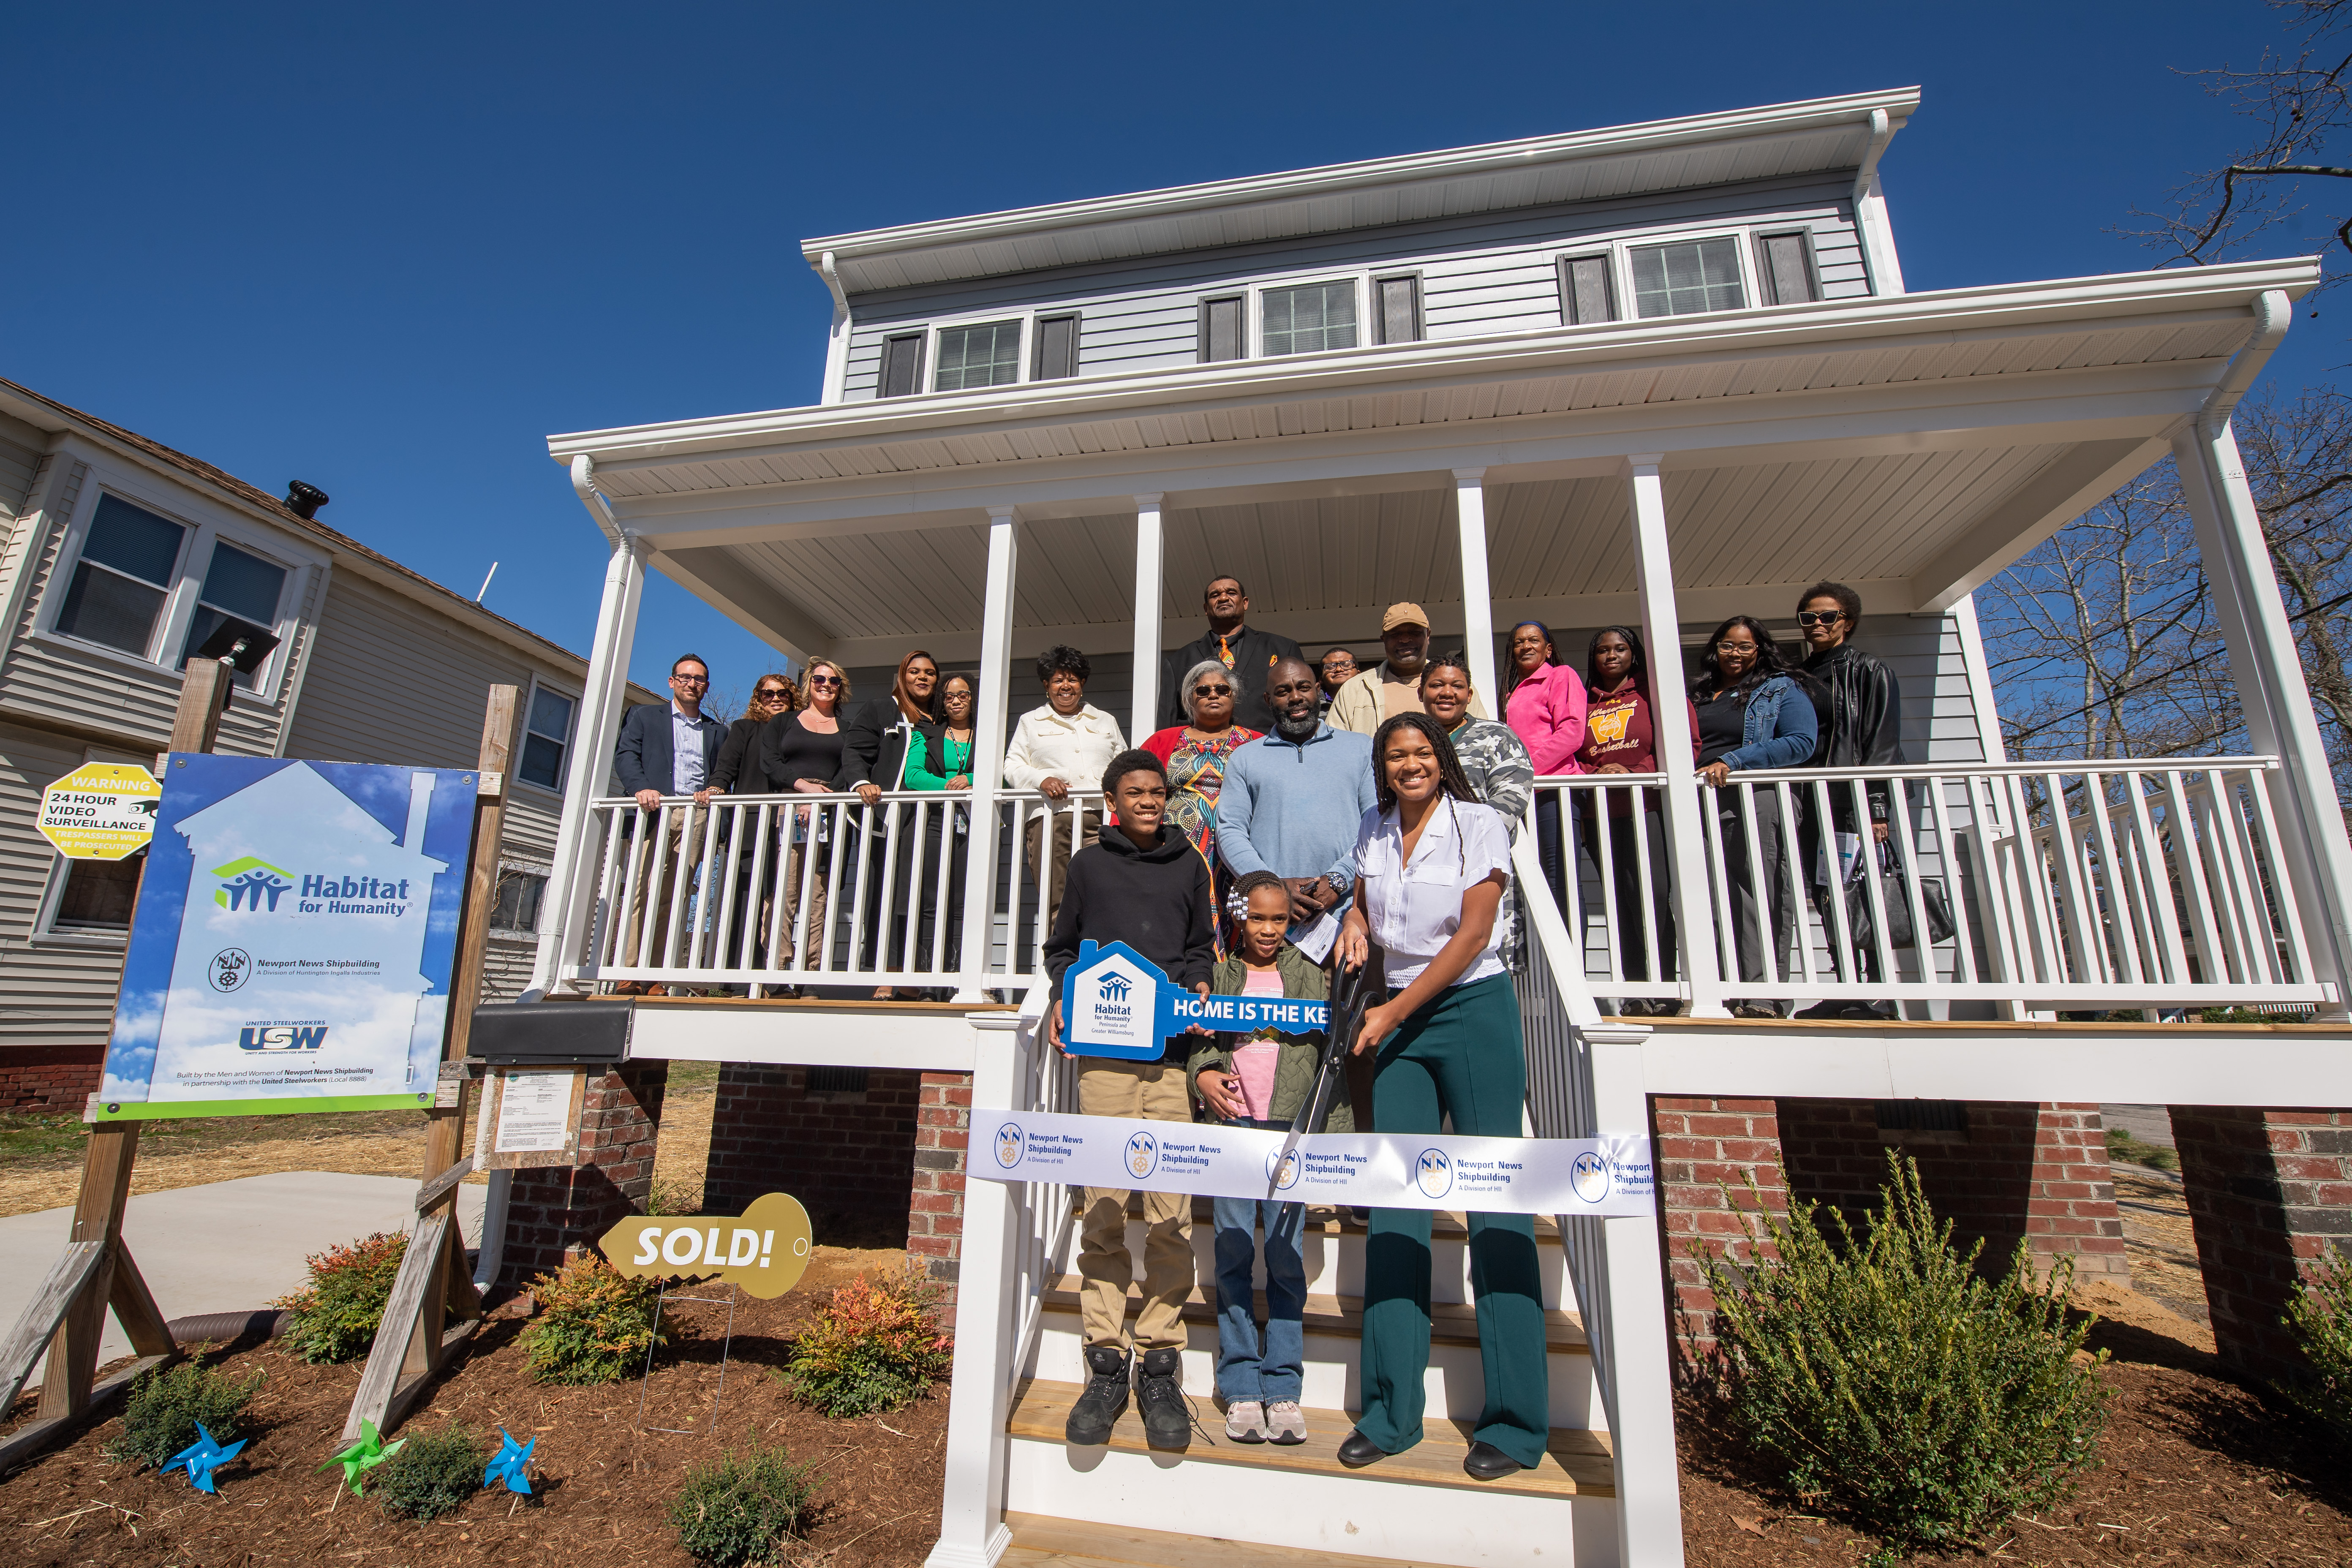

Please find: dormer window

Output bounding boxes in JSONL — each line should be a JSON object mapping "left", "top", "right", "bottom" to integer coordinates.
{"left": 1262, "top": 282, "right": 1357, "bottom": 356}
{"left": 1629, "top": 237, "right": 1746, "bottom": 318}
{"left": 935, "top": 321, "right": 1023, "bottom": 391}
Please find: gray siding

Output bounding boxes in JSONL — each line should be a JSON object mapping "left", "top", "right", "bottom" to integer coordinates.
{"left": 841, "top": 173, "right": 1869, "bottom": 399}
{"left": 0, "top": 722, "right": 134, "bottom": 1053}
{"left": 0, "top": 413, "right": 42, "bottom": 547}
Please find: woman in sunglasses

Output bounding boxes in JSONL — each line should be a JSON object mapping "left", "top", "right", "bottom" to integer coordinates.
{"left": 1691, "top": 617, "right": 1818, "bottom": 1019}
{"left": 759, "top": 659, "right": 853, "bottom": 977}
{"left": 1143, "top": 659, "right": 1264, "bottom": 956}
{"left": 700, "top": 673, "right": 798, "bottom": 980}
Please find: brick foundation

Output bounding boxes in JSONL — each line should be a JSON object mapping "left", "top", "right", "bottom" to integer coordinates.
{"left": 2169, "top": 1108, "right": 2352, "bottom": 1381}
{"left": 0, "top": 1045, "right": 104, "bottom": 1110}
{"left": 498, "top": 1062, "right": 667, "bottom": 1289}
{"left": 908, "top": 1071, "right": 972, "bottom": 1300}
{"left": 701, "top": 1064, "right": 922, "bottom": 1240}
{"left": 1650, "top": 1096, "right": 1786, "bottom": 1360}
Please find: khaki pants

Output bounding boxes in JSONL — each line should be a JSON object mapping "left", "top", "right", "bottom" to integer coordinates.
{"left": 1025, "top": 804, "right": 1102, "bottom": 940}
{"left": 624, "top": 807, "right": 707, "bottom": 967}
{"left": 1076, "top": 1059, "right": 1194, "bottom": 1351}
{"left": 778, "top": 808, "right": 834, "bottom": 970}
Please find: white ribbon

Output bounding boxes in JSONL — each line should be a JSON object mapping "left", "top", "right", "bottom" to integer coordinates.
{"left": 970, "top": 1110, "right": 1655, "bottom": 1216}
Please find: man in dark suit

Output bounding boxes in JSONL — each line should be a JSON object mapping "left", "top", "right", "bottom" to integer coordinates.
{"left": 612, "top": 654, "right": 729, "bottom": 988}
{"left": 1157, "top": 575, "right": 1303, "bottom": 734}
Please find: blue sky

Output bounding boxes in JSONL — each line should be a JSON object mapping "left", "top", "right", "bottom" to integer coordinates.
{"left": 6, "top": 2, "right": 2334, "bottom": 703}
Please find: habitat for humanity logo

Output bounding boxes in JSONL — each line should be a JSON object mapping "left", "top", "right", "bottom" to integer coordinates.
{"left": 1098, "top": 972, "right": 1132, "bottom": 1002}
{"left": 1571, "top": 1150, "right": 1612, "bottom": 1204}
{"left": 212, "top": 856, "right": 295, "bottom": 912}
{"left": 994, "top": 1122, "right": 1025, "bottom": 1169}
{"left": 1125, "top": 1130, "right": 1159, "bottom": 1179}
{"left": 1414, "top": 1147, "right": 1455, "bottom": 1199}
{"left": 240, "top": 1025, "right": 329, "bottom": 1052}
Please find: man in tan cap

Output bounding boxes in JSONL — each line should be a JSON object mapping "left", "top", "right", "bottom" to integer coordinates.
{"left": 1327, "top": 602, "right": 1488, "bottom": 735}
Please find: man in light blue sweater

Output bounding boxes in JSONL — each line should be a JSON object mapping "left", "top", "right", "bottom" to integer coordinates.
{"left": 1217, "top": 659, "right": 1378, "bottom": 941}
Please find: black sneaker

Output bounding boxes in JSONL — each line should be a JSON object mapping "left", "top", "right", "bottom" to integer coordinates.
{"left": 1135, "top": 1347, "right": 1191, "bottom": 1450}
{"left": 1065, "top": 1345, "right": 1130, "bottom": 1445}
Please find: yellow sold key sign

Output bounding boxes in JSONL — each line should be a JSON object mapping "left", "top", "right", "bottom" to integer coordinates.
{"left": 598, "top": 1191, "right": 814, "bottom": 1299}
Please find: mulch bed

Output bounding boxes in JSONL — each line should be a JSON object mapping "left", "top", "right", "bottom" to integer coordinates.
{"left": 3, "top": 1247, "right": 942, "bottom": 1567}
{"left": 1680, "top": 1314, "right": 2352, "bottom": 1565}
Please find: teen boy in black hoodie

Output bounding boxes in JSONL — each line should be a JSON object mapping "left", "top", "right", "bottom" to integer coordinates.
{"left": 1043, "top": 749, "right": 1215, "bottom": 1452}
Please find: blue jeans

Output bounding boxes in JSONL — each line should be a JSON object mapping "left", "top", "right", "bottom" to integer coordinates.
{"left": 1211, "top": 1119, "right": 1307, "bottom": 1403}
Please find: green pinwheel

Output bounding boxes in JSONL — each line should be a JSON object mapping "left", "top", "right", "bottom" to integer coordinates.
{"left": 318, "top": 1419, "right": 405, "bottom": 1495}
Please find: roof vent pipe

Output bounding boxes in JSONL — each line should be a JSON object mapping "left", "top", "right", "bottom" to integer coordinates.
{"left": 284, "top": 481, "right": 329, "bottom": 519}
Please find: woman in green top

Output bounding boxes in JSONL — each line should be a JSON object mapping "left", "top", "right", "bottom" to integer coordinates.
{"left": 903, "top": 672, "right": 977, "bottom": 988}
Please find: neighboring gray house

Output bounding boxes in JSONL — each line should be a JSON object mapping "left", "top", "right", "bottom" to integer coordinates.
{"left": 0, "top": 377, "right": 656, "bottom": 1108}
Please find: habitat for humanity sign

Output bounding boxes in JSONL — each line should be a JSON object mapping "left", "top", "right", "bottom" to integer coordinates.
{"left": 1060, "top": 941, "right": 1327, "bottom": 1058}
{"left": 96, "top": 755, "right": 476, "bottom": 1121}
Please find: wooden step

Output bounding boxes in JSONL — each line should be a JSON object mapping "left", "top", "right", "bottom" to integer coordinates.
{"left": 1039, "top": 1277, "right": 1589, "bottom": 1353}
{"left": 1003, "top": 1511, "right": 1441, "bottom": 1568}
{"left": 1005, "top": 1377, "right": 1614, "bottom": 1500}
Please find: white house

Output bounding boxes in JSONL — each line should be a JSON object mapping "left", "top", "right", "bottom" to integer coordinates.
{"left": 518, "top": 90, "right": 2352, "bottom": 1568}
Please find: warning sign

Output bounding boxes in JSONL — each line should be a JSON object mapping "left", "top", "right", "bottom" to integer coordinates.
{"left": 38, "top": 763, "right": 162, "bottom": 860}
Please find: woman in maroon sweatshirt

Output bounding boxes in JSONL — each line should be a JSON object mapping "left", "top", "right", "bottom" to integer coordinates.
{"left": 1574, "top": 627, "right": 1698, "bottom": 1018}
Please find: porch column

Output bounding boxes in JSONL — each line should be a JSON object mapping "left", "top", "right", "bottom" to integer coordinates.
{"left": 1130, "top": 493, "right": 1164, "bottom": 739}
{"left": 1625, "top": 455, "right": 1726, "bottom": 1017}
{"left": 2174, "top": 419, "right": 2352, "bottom": 1018}
{"left": 955, "top": 506, "right": 1019, "bottom": 1003}
{"left": 531, "top": 533, "right": 647, "bottom": 994}
{"left": 1452, "top": 468, "right": 1500, "bottom": 700}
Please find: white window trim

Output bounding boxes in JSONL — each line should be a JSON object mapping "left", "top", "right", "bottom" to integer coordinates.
{"left": 514, "top": 674, "right": 582, "bottom": 799}
{"left": 1564, "top": 221, "right": 1822, "bottom": 327}
{"left": 923, "top": 308, "right": 1038, "bottom": 393}
{"left": 35, "top": 463, "right": 324, "bottom": 699}
{"left": 488, "top": 856, "right": 555, "bottom": 937}
{"left": 1251, "top": 273, "right": 1372, "bottom": 360}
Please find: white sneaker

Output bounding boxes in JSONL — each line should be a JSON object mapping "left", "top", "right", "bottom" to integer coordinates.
{"left": 1264, "top": 1400, "right": 1307, "bottom": 1445}
{"left": 1224, "top": 1400, "right": 1266, "bottom": 1442}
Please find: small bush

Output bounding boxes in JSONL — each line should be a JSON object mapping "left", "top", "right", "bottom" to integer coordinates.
{"left": 1699, "top": 1152, "right": 2109, "bottom": 1561}
{"left": 273, "top": 1231, "right": 407, "bottom": 1364}
{"left": 373, "top": 1423, "right": 483, "bottom": 1521}
{"left": 669, "top": 1439, "right": 819, "bottom": 1567}
{"left": 778, "top": 1263, "right": 953, "bottom": 1418}
{"left": 520, "top": 1252, "right": 667, "bottom": 1384}
{"left": 108, "top": 1360, "right": 267, "bottom": 1471}
{"left": 2278, "top": 1250, "right": 2352, "bottom": 1443}
{"left": 2104, "top": 1125, "right": 2179, "bottom": 1172}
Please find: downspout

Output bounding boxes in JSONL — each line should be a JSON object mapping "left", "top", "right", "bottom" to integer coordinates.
{"left": 817, "top": 250, "right": 852, "bottom": 406}
{"left": 1851, "top": 108, "right": 1906, "bottom": 296}
{"left": 2196, "top": 288, "right": 2292, "bottom": 436}
{"left": 570, "top": 454, "right": 623, "bottom": 548}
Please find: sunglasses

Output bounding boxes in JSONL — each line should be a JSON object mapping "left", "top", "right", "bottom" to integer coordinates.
{"left": 1192, "top": 683, "right": 1233, "bottom": 697}
{"left": 1797, "top": 610, "right": 1846, "bottom": 627}
{"left": 754, "top": 688, "right": 789, "bottom": 700}
{"left": 807, "top": 674, "right": 842, "bottom": 688}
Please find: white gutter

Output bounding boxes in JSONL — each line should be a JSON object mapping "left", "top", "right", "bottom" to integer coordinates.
{"left": 570, "top": 453, "right": 623, "bottom": 547}
{"left": 1851, "top": 107, "right": 1907, "bottom": 296}
{"left": 2196, "top": 288, "right": 2292, "bottom": 436}
{"left": 817, "top": 250, "right": 851, "bottom": 406}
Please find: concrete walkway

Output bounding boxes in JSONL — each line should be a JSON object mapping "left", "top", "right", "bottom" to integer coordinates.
{"left": 0, "top": 1171, "right": 487, "bottom": 1376}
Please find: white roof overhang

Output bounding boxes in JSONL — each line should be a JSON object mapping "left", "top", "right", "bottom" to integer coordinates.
{"left": 803, "top": 89, "right": 1919, "bottom": 294}
{"left": 551, "top": 258, "right": 2319, "bottom": 664}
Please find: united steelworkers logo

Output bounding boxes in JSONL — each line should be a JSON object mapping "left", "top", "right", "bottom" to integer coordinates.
{"left": 1098, "top": 972, "right": 1132, "bottom": 1002}
{"left": 994, "top": 1122, "right": 1025, "bottom": 1169}
{"left": 1414, "top": 1147, "right": 1454, "bottom": 1199}
{"left": 1571, "top": 1149, "right": 1612, "bottom": 1204}
{"left": 240, "top": 1025, "right": 329, "bottom": 1052}
{"left": 212, "top": 856, "right": 295, "bottom": 912}
{"left": 1125, "top": 1130, "right": 1160, "bottom": 1179}
{"left": 1265, "top": 1146, "right": 1302, "bottom": 1192}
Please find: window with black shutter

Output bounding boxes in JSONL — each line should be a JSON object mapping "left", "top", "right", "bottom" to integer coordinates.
{"left": 879, "top": 333, "right": 926, "bottom": 398}
{"left": 1033, "top": 313, "right": 1080, "bottom": 380}
{"left": 1558, "top": 254, "right": 1617, "bottom": 326}
{"left": 1198, "top": 295, "right": 1244, "bottom": 363}
{"left": 1756, "top": 231, "right": 1819, "bottom": 305}
{"left": 1372, "top": 275, "right": 1422, "bottom": 344}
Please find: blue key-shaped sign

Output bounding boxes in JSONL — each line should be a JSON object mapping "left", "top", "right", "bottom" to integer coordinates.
{"left": 1059, "top": 941, "right": 1329, "bottom": 1059}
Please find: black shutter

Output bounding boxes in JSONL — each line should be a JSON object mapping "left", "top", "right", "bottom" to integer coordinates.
{"left": 1032, "top": 313, "right": 1080, "bottom": 380}
{"left": 1756, "top": 231, "right": 1818, "bottom": 305}
{"left": 1373, "top": 275, "right": 1422, "bottom": 344}
{"left": 1198, "top": 295, "right": 1244, "bottom": 363}
{"left": 1558, "top": 254, "right": 1616, "bottom": 325}
{"left": 879, "top": 333, "right": 926, "bottom": 397}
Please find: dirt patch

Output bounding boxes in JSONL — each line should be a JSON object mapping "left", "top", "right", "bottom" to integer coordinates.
{"left": 1678, "top": 1285, "right": 2350, "bottom": 1565}
{"left": 3, "top": 1245, "right": 941, "bottom": 1568}
{"left": 2113, "top": 1162, "right": 2211, "bottom": 1327}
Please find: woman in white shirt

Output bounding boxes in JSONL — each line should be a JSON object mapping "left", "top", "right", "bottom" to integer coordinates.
{"left": 1332, "top": 712, "right": 1549, "bottom": 1484}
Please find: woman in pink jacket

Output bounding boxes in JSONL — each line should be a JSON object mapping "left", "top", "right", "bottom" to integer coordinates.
{"left": 1502, "top": 621, "right": 1588, "bottom": 923}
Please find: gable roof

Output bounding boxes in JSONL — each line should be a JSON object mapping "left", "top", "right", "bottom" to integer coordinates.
{"left": 803, "top": 88, "right": 1916, "bottom": 294}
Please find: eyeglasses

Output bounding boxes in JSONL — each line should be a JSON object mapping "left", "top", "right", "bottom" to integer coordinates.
{"left": 807, "top": 674, "right": 841, "bottom": 689}
{"left": 671, "top": 674, "right": 709, "bottom": 686}
{"left": 1714, "top": 641, "right": 1759, "bottom": 654}
{"left": 1797, "top": 610, "right": 1846, "bottom": 627}
{"left": 1192, "top": 683, "right": 1232, "bottom": 697}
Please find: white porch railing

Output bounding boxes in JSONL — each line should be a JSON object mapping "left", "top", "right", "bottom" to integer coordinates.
{"left": 562, "top": 788, "right": 1100, "bottom": 992}
{"left": 1535, "top": 755, "right": 2332, "bottom": 1013}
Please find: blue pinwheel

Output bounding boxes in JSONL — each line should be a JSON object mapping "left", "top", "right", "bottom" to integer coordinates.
{"left": 163, "top": 1424, "right": 245, "bottom": 1494}
{"left": 482, "top": 1429, "right": 535, "bottom": 1494}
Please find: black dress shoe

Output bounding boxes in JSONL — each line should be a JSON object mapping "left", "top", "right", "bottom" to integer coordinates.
{"left": 1336, "top": 1430, "right": 1387, "bottom": 1469}
{"left": 1462, "top": 1441, "right": 1525, "bottom": 1481}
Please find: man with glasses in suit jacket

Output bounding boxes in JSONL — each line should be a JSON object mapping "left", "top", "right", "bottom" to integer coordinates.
{"left": 613, "top": 654, "right": 729, "bottom": 992}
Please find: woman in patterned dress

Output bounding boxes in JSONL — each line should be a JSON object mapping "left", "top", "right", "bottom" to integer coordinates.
{"left": 1143, "top": 658, "right": 1265, "bottom": 955}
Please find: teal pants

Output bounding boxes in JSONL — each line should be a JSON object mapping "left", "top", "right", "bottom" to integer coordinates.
{"left": 1355, "top": 972, "right": 1549, "bottom": 1468}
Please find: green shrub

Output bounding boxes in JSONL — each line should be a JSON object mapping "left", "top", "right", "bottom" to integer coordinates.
{"left": 668, "top": 1439, "right": 818, "bottom": 1567}
{"left": 2278, "top": 1249, "right": 2352, "bottom": 1442}
{"left": 273, "top": 1231, "right": 407, "bottom": 1364}
{"left": 777, "top": 1262, "right": 953, "bottom": 1418}
{"left": 107, "top": 1360, "right": 267, "bottom": 1471}
{"left": 372, "top": 1422, "right": 483, "bottom": 1521}
{"left": 520, "top": 1252, "right": 667, "bottom": 1384}
{"left": 1699, "top": 1152, "right": 2109, "bottom": 1562}
{"left": 2104, "top": 1125, "right": 2179, "bottom": 1172}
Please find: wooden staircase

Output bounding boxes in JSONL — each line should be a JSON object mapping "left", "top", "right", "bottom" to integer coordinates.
{"left": 1005, "top": 1202, "right": 1621, "bottom": 1566}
